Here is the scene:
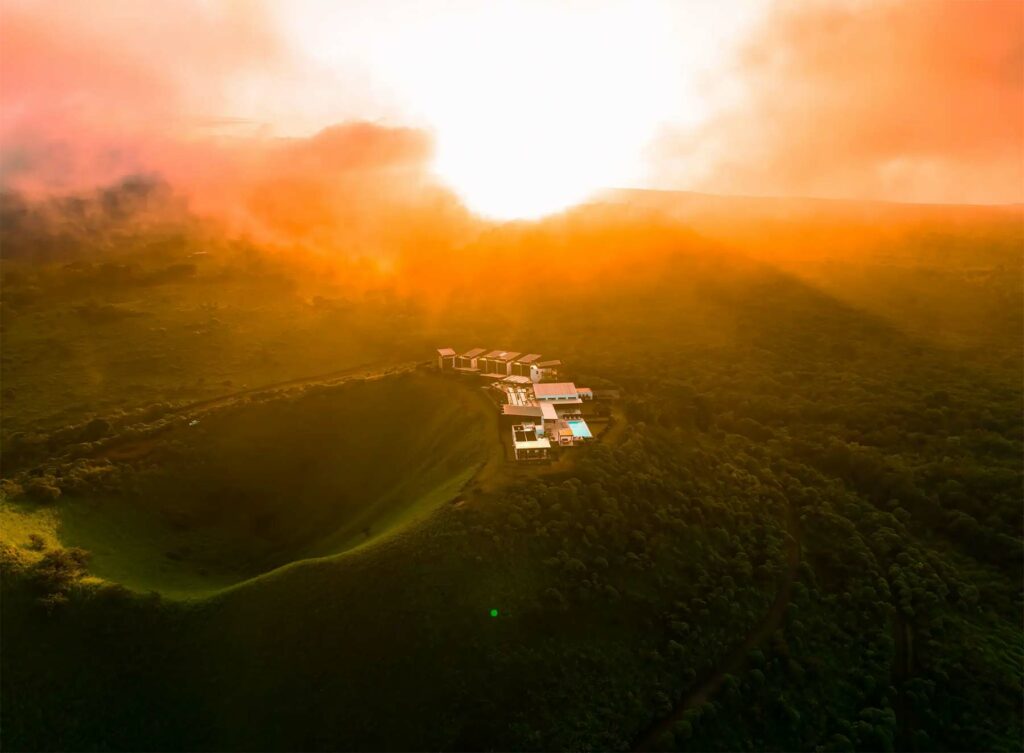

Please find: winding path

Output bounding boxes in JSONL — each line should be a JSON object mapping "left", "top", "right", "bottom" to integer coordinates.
{"left": 90, "top": 361, "right": 420, "bottom": 461}
{"left": 893, "top": 612, "right": 917, "bottom": 751}
{"left": 632, "top": 501, "right": 802, "bottom": 752}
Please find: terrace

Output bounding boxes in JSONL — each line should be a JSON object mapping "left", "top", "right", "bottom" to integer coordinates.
{"left": 437, "top": 346, "right": 617, "bottom": 461}
{"left": 511, "top": 423, "right": 550, "bottom": 461}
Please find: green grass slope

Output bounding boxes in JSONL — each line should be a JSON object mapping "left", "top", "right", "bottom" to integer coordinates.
{"left": 3, "top": 372, "right": 495, "bottom": 597}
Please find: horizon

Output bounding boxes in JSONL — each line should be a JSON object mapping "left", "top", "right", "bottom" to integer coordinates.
{"left": 2, "top": 0, "right": 1022, "bottom": 223}
{"left": 1, "top": 4, "right": 1022, "bottom": 753}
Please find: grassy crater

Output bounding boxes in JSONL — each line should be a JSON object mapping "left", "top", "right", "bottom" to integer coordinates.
{"left": 39, "top": 372, "right": 493, "bottom": 597}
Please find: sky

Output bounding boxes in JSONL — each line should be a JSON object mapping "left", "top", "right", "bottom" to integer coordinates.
{"left": 1, "top": 0, "right": 1021, "bottom": 220}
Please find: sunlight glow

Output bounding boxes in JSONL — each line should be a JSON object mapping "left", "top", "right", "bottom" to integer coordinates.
{"left": 374, "top": 3, "right": 681, "bottom": 219}
{"left": 271, "top": 0, "right": 771, "bottom": 220}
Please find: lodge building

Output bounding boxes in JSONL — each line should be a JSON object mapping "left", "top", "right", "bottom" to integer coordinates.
{"left": 453, "top": 347, "right": 486, "bottom": 372}
{"left": 511, "top": 353, "right": 542, "bottom": 378}
{"left": 436, "top": 344, "right": 604, "bottom": 462}
{"left": 478, "top": 350, "right": 521, "bottom": 376}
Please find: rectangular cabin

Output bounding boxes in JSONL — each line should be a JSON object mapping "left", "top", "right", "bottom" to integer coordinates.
{"left": 455, "top": 347, "right": 486, "bottom": 372}
{"left": 511, "top": 353, "right": 542, "bottom": 378}
{"left": 478, "top": 350, "right": 521, "bottom": 376}
{"left": 436, "top": 347, "right": 456, "bottom": 370}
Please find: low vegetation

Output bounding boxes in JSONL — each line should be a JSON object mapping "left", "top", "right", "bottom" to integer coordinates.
{"left": 3, "top": 371, "right": 493, "bottom": 596}
{"left": 1, "top": 185, "right": 1020, "bottom": 751}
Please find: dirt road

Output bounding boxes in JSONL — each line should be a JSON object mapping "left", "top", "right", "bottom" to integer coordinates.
{"left": 632, "top": 501, "right": 802, "bottom": 751}
{"left": 89, "top": 361, "right": 420, "bottom": 461}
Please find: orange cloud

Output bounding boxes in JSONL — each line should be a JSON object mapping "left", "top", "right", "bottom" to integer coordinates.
{"left": 653, "top": 0, "right": 1024, "bottom": 204}
{"left": 0, "top": 1, "right": 471, "bottom": 261}
{"left": 3, "top": 0, "right": 1020, "bottom": 215}
{"left": 0, "top": 0, "right": 286, "bottom": 193}
{"left": 218, "top": 123, "right": 474, "bottom": 259}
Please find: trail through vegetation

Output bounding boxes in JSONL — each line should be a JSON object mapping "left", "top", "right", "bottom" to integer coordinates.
{"left": 633, "top": 502, "right": 802, "bottom": 751}
{"left": 1, "top": 185, "right": 1020, "bottom": 751}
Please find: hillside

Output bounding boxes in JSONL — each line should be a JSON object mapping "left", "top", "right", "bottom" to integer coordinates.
{"left": 1, "top": 187, "right": 1021, "bottom": 751}
{"left": 3, "top": 371, "right": 494, "bottom": 597}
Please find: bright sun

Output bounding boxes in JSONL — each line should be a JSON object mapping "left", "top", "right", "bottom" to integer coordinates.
{"left": 377, "top": 3, "right": 679, "bottom": 219}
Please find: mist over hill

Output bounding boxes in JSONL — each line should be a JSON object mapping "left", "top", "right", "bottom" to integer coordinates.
{"left": 2, "top": 0, "right": 1022, "bottom": 746}
{"left": 1, "top": 177, "right": 1022, "bottom": 751}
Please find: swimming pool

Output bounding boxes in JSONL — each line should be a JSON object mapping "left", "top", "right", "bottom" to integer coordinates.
{"left": 567, "top": 419, "right": 592, "bottom": 439}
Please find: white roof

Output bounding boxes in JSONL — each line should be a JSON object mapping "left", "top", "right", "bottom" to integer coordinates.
{"left": 437, "top": 347, "right": 456, "bottom": 356}
{"left": 514, "top": 438, "right": 551, "bottom": 450}
{"left": 540, "top": 403, "right": 559, "bottom": 420}
{"left": 533, "top": 382, "right": 578, "bottom": 399}
{"left": 483, "top": 349, "right": 520, "bottom": 360}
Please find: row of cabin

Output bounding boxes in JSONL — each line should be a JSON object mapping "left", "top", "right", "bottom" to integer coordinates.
{"left": 437, "top": 347, "right": 561, "bottom": 381}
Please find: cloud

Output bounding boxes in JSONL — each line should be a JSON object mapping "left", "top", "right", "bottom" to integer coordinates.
{"left": 0, "top": 1, "right": 472, "bottom": 259}
{"left": 3, "top": 0, "right": 1020, "bottom": 214}
{"left": 652, "top": 0, "right": 1024, "bottom": 204}
{"left": 0, "top": 0, "right": 288, "bottom": 193}
{"left": 214, "top": 123, "right": 469, "bottom": 257}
